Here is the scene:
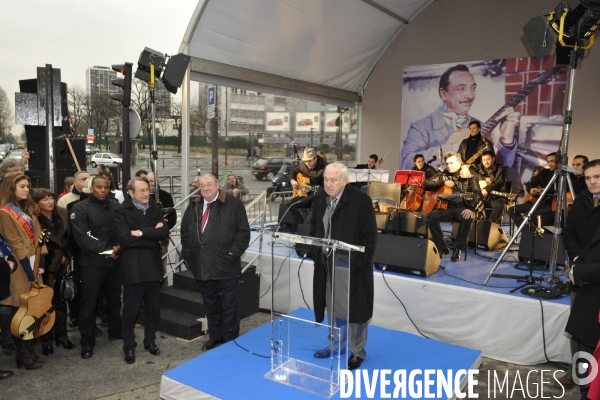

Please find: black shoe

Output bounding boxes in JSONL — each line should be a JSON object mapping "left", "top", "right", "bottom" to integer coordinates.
{"left": 313, "top": 346, "right": 346, "bottom": 358}
{"left": 93, "top": 325, "right": 103, "bottom": 337}
{"left": 81, "top": 348, "right": 93, "bottom": 359}
{"left": 56, "top": 339, "right": 76, "bottom": 349}
{"left": 451, "top": 249, "right": 462, "bottom": 262}
{"left": 0, "top": 370, "right": 13, "bottom": 380}
{"left": 201, "top": 339, "right": 223, "bottom": 351}
{"left": 2, "top": 342, "right": 16, "bottom": 357}
{"left": 347, "top": 355, "right": 364, "bottom": 370}
{"left": 42, "top": 343, "right": 53, "bottom": 356}
{"left": 124, "top": 350, "right": 135, "bottom": 364}
{"left": 439, "top": 248, "right": 450, "bottom": 259}
{"left": 144, "top": 343, "right": 160, "bottom": 355}
{"left": 108, "top": 332, "right": 123, "bottom": 341}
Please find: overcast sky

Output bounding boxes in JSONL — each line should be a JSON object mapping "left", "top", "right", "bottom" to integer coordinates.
{"left": 0, "top": 0, "right": 199, "bottom": 135}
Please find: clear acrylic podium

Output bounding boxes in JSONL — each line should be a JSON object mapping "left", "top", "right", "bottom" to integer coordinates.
{"left": 264, "top": 232, "right": 364, "bottom": 398}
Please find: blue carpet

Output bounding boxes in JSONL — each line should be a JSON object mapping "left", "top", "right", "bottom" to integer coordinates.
{"left": 164, "top": 308, "right": 481, "bottom": 399}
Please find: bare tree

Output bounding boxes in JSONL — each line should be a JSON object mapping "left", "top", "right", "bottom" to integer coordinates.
{"left": 0, "top": 87, "right": 13, "bottom": 143}
{"left": 84, "top": 92, "right": 119, "bottom": 151}
{"left": 130, "top": 79, "right": 171, "bottom": 148}
{"left": 68, "top": 84, "right": 88, "bottom": 138}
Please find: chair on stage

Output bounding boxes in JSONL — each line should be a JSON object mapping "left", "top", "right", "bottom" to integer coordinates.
{"left": 367, "top": 182, "right": 402, "bottom": 231}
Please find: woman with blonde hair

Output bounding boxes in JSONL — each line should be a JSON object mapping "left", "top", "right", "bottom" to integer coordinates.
{"left": 0, "top": 172, "right": 47, "bottom": 370}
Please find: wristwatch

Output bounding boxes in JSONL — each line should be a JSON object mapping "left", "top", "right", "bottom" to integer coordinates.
{"left": 139, "top": 231, "right": 143, "bottom": 237}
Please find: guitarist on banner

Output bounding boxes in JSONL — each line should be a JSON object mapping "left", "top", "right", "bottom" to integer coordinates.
{"left": 287, "top": 148, "right": 327, "bottom": 225}
{"left": 424, "top": 152, "right": 482, "bottom": 262}
{"left": 476, "top": 150, "right": 509, "bottom": 225}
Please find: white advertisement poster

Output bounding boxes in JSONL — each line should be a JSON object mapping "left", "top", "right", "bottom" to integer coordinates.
{"left": 265, "top": 112, "right": 290, "bottom": 131}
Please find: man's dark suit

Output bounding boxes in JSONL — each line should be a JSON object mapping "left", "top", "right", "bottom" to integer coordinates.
{"left": 310, "top": 185, "right": 377, "bottom": 360}
{"left": 114, "top": 195, "right": 170, "bottom": 352}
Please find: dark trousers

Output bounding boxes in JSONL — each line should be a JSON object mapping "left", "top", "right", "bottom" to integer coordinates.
{"left": 577, "top": 342, "right": 594, "bottom": 400}
{"left": 511, "top": 202, "right": 553, "bottom": 229}
{"left": 0, "top": 305, "right": 11, "bottom": 346}
{"left": 122, "top": 281, "right": 160, "bottom": 352}
{"left": 287, "top": 192, "right": 318, "bottom": 224}
{"left": 197, "top": 278, "right": 240, "bottom": 343}
{"left": 484, "top": 197, "right": 507, "bottom": 225}
{"left": 79, "top": 264, "right": 122, "bottom": 349}
{"left": 428, "top": 207, "right": 472, "bottom": 251}
{"left": 41, "top": 275, "right": 69, "bottom": 346}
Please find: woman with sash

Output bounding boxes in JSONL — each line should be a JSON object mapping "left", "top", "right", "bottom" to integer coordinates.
{"left": 0, "top": 172, "right": 47, "bottom": 370}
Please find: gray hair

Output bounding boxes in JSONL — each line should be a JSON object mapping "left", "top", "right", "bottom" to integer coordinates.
{"left": 73, "top": 171, "right": 89, "bottom": 180}
{"left": 325, "top": 162, "right": 349, "bottom": 181}
{"left": 0, "top": 158, "right": 24, "bottom": 180}
{"left": 126, "top": 177, "right": 149, "bottom": 192}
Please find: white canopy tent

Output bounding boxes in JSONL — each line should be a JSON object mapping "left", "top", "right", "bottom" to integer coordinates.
{"left": 177, "top": 0, "right": 435, "bottom": 196}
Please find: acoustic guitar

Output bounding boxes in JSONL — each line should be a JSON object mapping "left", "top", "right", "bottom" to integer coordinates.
{"left": 521, "top": 185, "right": 543, "bottom": 204}
{"left": 11, "top": 230, "right": 55, "bottom": 340}
{"left": 422, "top": 186, "right": 473, "bottom": 213}
{"left": 478, "top": 180, "right": 517, "bottom": 202}
{"left": 292, "top": 173, "right": 320, "bottom": 198}
{"left": 551, "top": 191, "right": 573, "bottom": 212}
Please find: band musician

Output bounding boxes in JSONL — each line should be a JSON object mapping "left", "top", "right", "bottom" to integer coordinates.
{"left": 354, "top": 154, "right": 381, "bottom": 170}
{"left": 411, "top": 154, "right": 436, "bottom": 179}
{"left": 476, "top": 150, "right": 508, "bottom": 225}
{"left": 457, "top": 120, "right": 495, "bottom": 168}
{"left": 424, "top": 152, "right": 482, "bottom": 262}
{"left": 287, "top": 148, "right": 327, "bottom": 224}
{"left": 511, "top": 152, "right": 556, "bottom": 229}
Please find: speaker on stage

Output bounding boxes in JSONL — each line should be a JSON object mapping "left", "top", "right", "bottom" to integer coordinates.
{"left": 373, "top": 234, "right": 440, "bottom": 277}
{"left": 278, "top": 203, "right": 307, "bottom": 227}
{"left": 518, "top": 231, "right": 566, "bottom": 266}
{"left": 389, "top": 211, "right": 430, "bottom": 238}
{"left": 450, "top": 220, "right": 508, "bottom": 251}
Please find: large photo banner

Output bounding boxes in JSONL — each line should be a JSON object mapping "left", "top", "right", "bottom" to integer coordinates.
{"left": 399, "top": 57, "right": 567, "bottom": 193}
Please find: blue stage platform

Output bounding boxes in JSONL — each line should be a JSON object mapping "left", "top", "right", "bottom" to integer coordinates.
{"left": 160, "top": 309, "right": 482, "bottom": 400}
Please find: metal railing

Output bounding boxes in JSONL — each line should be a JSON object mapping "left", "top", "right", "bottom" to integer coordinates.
{"left": 161, "top": 188, "right": 293, "bottom": 281}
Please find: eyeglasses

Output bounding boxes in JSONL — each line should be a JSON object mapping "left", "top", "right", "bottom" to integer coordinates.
{"left": 135, "top": 188, "right": 150, "bottom": 194}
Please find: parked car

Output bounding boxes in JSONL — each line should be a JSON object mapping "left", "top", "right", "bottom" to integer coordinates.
{"left": 8, "top": 150, "right": 22, "bottom": 160}
{"left": 251, "top": 157, "right": 295, "bottom": 180}
{"left": 86, "top": 145, "right": 100, "bottom": 155}
{"left": 90, "top": 153, "right": 122, "bottom": 167}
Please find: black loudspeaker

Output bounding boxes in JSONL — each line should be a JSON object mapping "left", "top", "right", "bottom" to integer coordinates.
{"left": 389, "top": 211, "right": 430, "bottom": 238}
{"left": 374, "top": 234, "right": 440, "bottom": 277}
{"left": 278, "top": 203, "right": 308, "bottom": 226}
{"left": 450, "top": 220, "right": 508, "bottom": 251}
{"left": 518, "top": 231, "right": 566, "bottom": 266}
{"left": 25, "top": 135, "right": 86, "bottom": 189}
{"left": 162, "top": 53, "right": 191, "bottom": 94}
{"left": 295, "top": 224, "right": 313, "bottom": 258}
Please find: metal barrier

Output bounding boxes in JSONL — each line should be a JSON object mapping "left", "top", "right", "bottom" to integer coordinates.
{"left": 161, "top": 188, "right": 294, "bottom": 281}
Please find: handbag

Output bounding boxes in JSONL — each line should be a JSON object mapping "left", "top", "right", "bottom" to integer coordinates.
{"left": 59, "top": 261, "right": 81, "bottom": 301}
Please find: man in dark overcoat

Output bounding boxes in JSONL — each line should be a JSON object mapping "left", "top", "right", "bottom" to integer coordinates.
{"left": 114, "top": 177, "right": 169, "bottom": 364}
{"left": 180, "top": 173, "right": 250, "bottom": 352}
{"left": 564, "top": 159, "right": 600, "bottom": 398}
{"left": 310, "top": 163, "right": 377, "bottom": 370}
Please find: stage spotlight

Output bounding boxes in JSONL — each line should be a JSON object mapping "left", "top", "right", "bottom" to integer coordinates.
{"left": 523, "top": 0, "right": 600, "bottom": 61}
{"left": 135, "top": 47, "right": 166, "bottom": 83}
{"left": 134, "top": 48, "right": 190, "bottom": 94}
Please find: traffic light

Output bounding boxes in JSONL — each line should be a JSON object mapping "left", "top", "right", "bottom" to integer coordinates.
{"left": 110, "top": 62, "right": 133, "bottom": 107}
{"left": 335, "top": 107, "right": 349, "bottom": 126}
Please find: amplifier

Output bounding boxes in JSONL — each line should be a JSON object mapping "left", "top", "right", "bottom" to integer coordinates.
{"left": 374, "top": 234, "right": 440, "bottom": 277}
{"left": 450, "top": 220, "right": 508, "bottom": 251}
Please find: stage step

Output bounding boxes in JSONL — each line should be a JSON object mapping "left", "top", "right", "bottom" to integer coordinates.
{"left": 160, "top": 286, "right": 205, "bottom": 317}
{"left": 138, "top": 306, "right": 205, "bottom": 341}
{"left": 171, "top": 264, "right": 260, "bottom": 319}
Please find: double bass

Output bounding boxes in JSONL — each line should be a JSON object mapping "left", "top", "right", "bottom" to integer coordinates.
{"left": 11, "top": 230, "right": 55, "bottom": 340}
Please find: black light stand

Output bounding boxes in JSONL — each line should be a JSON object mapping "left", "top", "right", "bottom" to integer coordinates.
{"left": 483, "top": 49, "right": 579, "bottom": 299}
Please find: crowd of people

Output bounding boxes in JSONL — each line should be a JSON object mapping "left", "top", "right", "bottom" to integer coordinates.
{"left": 0, "top": 152, "right": 253, "bottom": 380}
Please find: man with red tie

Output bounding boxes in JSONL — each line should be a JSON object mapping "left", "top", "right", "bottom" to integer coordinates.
{"left": 180, "top": 173, "right": 250, "bottom": 352}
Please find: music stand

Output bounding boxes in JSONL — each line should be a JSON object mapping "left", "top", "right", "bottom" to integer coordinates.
{"left": 394, "top": 170, "right": 425, "bottom": 186}
{"left": 348, "top": 169, "right": 390, "bottom": 184}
